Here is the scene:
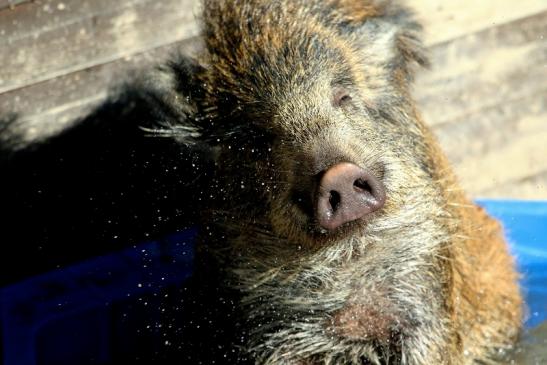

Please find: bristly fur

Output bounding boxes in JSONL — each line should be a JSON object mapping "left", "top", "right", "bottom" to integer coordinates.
{"left": 176, "top": 0, "right": 522, "bottom": 364}
{"left": 0, "top": 0, "right": 523, "bottom": 364}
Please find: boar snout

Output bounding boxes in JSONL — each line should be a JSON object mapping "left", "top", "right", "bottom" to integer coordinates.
{"left": 315, "top": 162, "right": 385, "bottom": 231}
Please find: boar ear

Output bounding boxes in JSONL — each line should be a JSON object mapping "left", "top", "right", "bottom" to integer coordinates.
{"left": 337, "top": 1, "right": 429, "bottom": 83}
{"left": 385, "top": 4, "right": 430, "bottom": 76}
{"left": 135, "top": 55, "right": 209, "bottom": 146}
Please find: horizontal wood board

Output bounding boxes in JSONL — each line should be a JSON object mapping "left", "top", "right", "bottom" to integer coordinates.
{"left": 0, "top": 0, "right": 546, "bottom": 199}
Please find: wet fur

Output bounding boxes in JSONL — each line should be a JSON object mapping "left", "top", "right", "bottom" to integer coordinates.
{"left": 0, "top": 0, "right": 522, "bottom": 364}
{"left": 191, "top": 1, "right": 522, "bottom": 363}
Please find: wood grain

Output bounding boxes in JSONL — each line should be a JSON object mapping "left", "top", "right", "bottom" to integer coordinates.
{"left": 0, "top": 0, "right": 200, "bottom": 93}
{"left": 0, "top": 1, "right": 546, "bottom": 198}
{"left": 486, "top": 170, "right": 547, "bottom": 199}
{"left": 408, "top": 0, "right": 547, "bottom": 46}
{"left": 0, "top": 38, "right": 200, "bottom": 141}
{"left": 0, "top": 0, "right": 29, "bottom": 10}
{"left": 435, "top": 92, "right": 547, "bottom": 198}
{"left": 458, "top": 131, "right": 547, "bottom": 197}
{"left": 1, "top": 0, "right": 544, "bottom": 94}
{"left": 412, "top": 11, "right": 547, "bottom": 199}
{"left": 415, "top": 11, "right": 547, "bottom": 127}
{"left": 433, "top": 91, "right": 547, "bottom": 164}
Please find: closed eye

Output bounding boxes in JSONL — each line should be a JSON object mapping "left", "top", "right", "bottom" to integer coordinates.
{"left": 333, "top": 87, "right": 352, "bottom": 107}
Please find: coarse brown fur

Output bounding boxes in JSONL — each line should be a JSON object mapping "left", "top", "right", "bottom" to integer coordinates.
{"left": 1, "top": 0, "right": 523, "bottom": 364}
{"left": 171, "top": 0, "right": 523, "bottom": 364}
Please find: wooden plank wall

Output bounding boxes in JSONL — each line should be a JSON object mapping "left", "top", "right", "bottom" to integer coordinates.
{"left": 0, "top": 0, "right": 546, "bottom": 199}
{"left": 414, "top": 6, "right": 547, "bottom": 199}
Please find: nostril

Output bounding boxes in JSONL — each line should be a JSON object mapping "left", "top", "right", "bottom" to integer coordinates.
{"left": 329, "top": 190, "right": 341, "bottom": 211}
{"left": 314, "top": 162, "right": 386, "bottom": 231}
{"left": 353, "top": 178, "right": 372, "bottom": 194}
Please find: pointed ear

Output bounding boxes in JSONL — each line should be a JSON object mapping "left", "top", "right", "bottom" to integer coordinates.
{"left": 133, "top": 54, "right": 209, "bottom": 146}
{"left": 336, "top": 1, "right": 429, "bottom": 91}
{"left": 385, "top": 4, "right": 430, "bottom": 76}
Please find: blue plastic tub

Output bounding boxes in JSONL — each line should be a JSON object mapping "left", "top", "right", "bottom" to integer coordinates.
{"left": 1, "top": 200, "right": 546, "bottom": 365}
{"left": 1, "top": 230, "right": 197, "bottom": 365}
{"left": 476, "top": 199, "right": 547, "bottom": 328}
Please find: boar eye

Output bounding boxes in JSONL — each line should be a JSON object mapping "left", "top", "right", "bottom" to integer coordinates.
{"left": 333, "top": 88, "right": 352, "bottom": 107}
